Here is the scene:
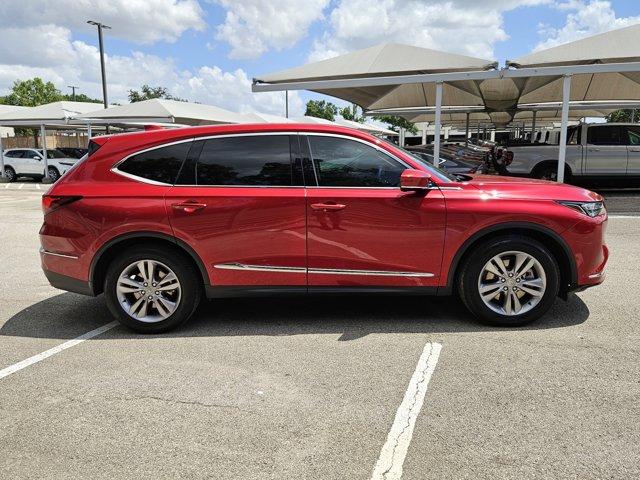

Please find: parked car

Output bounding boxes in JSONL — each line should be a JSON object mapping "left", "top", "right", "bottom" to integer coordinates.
{"left": 508, "top": 123, "right": 640, "bottom": 184}
{"left": 56, "top": 147, "right": 88, "bottom": 159}
{"left": 2, "top": 148, "right": 78, "bottom": 182}
{"left": 406, "top": 148, "right": 486, "bottom": 174}
{"left": 40, "top": 124, "right": 608, "bottom": 333}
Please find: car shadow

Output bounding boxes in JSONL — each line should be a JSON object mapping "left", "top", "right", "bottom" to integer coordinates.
{"left": 0, "top": 292, "right": 590, "bottom": 341}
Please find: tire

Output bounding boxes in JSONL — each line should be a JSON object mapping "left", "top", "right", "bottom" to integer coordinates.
{"left": 533, "top": 164, "right": 570, "bottom": 182}
{"left": 3, "top": 166, "right": 16, "bottom": 182}
{"left": 47, "top": 167, "right": 60, "bottom": 182}
{"left": 457, "top": 236, "right": 560, "bottom": 327}
{"left": 104, "top": 245, "right": 202, "bottom": 333}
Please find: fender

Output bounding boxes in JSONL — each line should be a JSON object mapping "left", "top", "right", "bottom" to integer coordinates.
{"left": 89, "top": 231, "right": 210, "bottom": 293}
{"left": 439, "top": 221, "right": 578, "bottom": 296}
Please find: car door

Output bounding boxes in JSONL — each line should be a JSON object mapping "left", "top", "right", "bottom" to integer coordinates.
{"left": 166, "top": 133, "right": 307, "bottom": 288}
{"left": 303, "top": 134, "right": 446, "bottom": 289}
{"left": 584, "top": 125, "right": 628, "bottom": 175}
{"left": 625, "top": 125, "right": 640, "bottom": 175}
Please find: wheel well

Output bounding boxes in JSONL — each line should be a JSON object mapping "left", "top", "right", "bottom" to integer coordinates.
{"left": 531, "top": 160, "right": 572, "bottom": 177}
{"left": 449, "top": 226, "right": 576, "bottom": 297}
{"left": 91, "top": 235, "right": 208, "bottom": 295}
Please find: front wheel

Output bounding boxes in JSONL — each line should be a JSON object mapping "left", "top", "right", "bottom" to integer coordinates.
{"left": 47, "top": 167, "right": 60, "bottom": 182}
{"left": 458, "top": 236, "right": 560, "bottom": 327}
{"left": 104, "top": 246, "right": 202, "bottom": 333}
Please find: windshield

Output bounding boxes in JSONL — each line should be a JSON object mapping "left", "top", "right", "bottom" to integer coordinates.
{"left": 378, "top": 139, "right": 458, "bottom": 182}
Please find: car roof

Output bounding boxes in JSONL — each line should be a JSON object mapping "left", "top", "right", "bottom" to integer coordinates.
{"left": 92, "top": 123, "right": 384, "bottom": 149}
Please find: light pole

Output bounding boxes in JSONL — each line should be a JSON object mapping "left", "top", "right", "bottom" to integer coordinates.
{"left": 67, "top": 85, "right": 79, "bottom": 101}
{"left": 87, "top": 20, "right": 111, "bottom": 109}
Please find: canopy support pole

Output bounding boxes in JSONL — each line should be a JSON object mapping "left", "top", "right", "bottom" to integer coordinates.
{"left": 464, "top": 112, "right": 470, "bottom": 147}
{"left": 41, "top": 124, "right": 51, "bottom": 184}
{"left": 0, "top": 134, "right": 6, "bottom": 182}
{"left": 433, "top": 81, "right": 443, "bottom": 166}
{"left": 557, "top": 75, "right": 571, "bottom": 183}
{"left": 476, "top": 123, "right": 480, "bottom": 142}
{"left": 285, "top": 91, "right": 289, "bottom": 118}
{"left": 530, "top": 111, "right": 537, "bottom": 143}
{"left": 87, "top": 123, "right": 92, "bottom": 143}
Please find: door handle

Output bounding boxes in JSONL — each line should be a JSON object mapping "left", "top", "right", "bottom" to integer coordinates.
{"left": 172, "top": 200, "right": 206, "bottom": 214}
{"left": 629, "top": 148, "right": 640, "bottom": 152}
{"left": 310, "top": 202, "right": 347, "bottom": 212}
{"left": 588, "top": 148, "right": 601, "bottom": 152}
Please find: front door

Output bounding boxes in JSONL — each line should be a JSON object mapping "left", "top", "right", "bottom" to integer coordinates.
{"left": 303, "top": 134, "right": 446, "bottom": 288}
{"left": 166, "top": 134, "right": 307, "bottom": 288}
{"left": 584, "top": 125, "right": 628, "bottom": 175}
{"left": 625, "top": 125, "right": 640, "bottom": 175}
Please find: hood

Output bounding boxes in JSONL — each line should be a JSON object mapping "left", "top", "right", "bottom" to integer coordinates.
{"left": 464, "top": 175, "right": 602, "bottom": 202}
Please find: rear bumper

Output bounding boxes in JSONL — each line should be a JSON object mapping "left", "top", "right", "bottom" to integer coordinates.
{"left": 43, "top": 269, "right": 95, "bottom": 296}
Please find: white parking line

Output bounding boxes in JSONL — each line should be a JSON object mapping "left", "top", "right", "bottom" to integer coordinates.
{"left": 371, "top": 342, "right": 442, "bottom": 480}
{"left": 609, "top": 215, "right": 640, "bottom": 218}
{"left": 17, "top": 183, "right": 24, "bottom": 189}
{"left": 0, "top": 321, "right": 118, "bottom": 381}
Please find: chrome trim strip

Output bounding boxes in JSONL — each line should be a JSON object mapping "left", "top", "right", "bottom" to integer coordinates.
{"left": 214, "top": 262, "right": 306, "bottom": 273}
{"left": 310, "top": 267, "right": 434, "bottom": 277}
{"left": 39, "top": 247, "right": 79, "bottom": 260}
{"left": 214, "top": 262, "right": 434, "bottom": 277}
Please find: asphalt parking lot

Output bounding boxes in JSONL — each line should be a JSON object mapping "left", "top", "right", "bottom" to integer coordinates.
{"left": 1, "top": 181, "right": 639, "bottom": 480}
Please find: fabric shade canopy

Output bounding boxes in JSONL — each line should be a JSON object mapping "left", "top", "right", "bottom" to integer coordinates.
{"left": 240, "top": 112, "right": 294, "bottom": 123}
{"left": 76, "top": 98, "right": 248, "bottom": 126}
{"left": 333, "top": 117, "right": 398, "bottom": 135}
{"left": 255, "top": 43, "right": 496, "bottom": 110}
{"left": 0, "top": 101, "right": 103, "bottom": 126}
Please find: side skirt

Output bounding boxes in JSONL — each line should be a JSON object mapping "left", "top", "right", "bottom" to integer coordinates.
{"left": 205, "top": 285, "right": 440, "bottom": 299}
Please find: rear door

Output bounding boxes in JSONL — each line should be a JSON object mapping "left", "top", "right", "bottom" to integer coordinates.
{"left": 584, "top": 125, "right": 628, "bottom": 175}
{"left": 303, "top": 134, "right": 446, "bottom": 289}
{"left": 625, "top": 125, "right": 640, "bottom": 175}
{"left": 166, "top": 133, "right": 307, "bottom": 288}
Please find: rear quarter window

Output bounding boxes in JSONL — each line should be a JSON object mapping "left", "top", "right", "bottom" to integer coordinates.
{"left": 117, "top": 141, "right": 192, "bottom": 184}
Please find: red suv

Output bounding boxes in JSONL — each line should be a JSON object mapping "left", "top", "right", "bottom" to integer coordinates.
{"left": 40, "top": 124, "right": 608, "bottom": 333}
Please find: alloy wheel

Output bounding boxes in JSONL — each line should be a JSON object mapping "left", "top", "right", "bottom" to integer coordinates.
{"left": 477, "top": 250, "right": 547, "bottom": 316}
{"left": 116, "top": 259, "right": 182, "bottom": 323}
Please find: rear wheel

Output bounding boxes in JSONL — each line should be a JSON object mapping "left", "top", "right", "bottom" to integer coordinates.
{"left": 104, "top": 245, "right": 202, "bottom": 333}
{"left": 3, "top": 166, "right": 16, "bottom": 182}
{"left": 533, "top": 163, "right": 570, "bottom": 182}
{"left": 458, "top": 236, "right": 560, "bottom": 327}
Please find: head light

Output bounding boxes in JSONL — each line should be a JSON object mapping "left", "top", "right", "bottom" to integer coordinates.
{"left": 557, "top": 200, "right": 605, "bottom": 217}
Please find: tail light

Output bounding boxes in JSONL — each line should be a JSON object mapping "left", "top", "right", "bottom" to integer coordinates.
{"left": 42, "top": 195, "right": 82, "bottom": 215}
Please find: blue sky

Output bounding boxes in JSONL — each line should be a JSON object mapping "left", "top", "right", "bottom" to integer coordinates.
{"left": 0, "top": 1, "right": 638, "bottom": 116}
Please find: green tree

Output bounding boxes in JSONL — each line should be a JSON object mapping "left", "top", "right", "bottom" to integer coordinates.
{"left": 372, "top": 115, "right": 418, "bottom": 134}
{"left": 305, "top": 100, "right": 338, "bottom": 121}
{"left": 128, "top": 85, "right": 186, "bottom": 103}
{"left": 62, "top": 92, "right": 102, "bottom": 104}
{"left": 339, "top": 104, "right": 365, "bottom": 123}
{"left": 606, "top": 109, "right": 637, "bottom": 123}
{"left": 3, "top": 78, "right": 63, "bottom": 107}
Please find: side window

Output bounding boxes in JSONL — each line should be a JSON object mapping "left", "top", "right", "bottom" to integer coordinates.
{"left": 6, "top": 151, "right": 25, "bottom": 158}
{"left": 626, "top": 126, "right": 640, "bottom": 145}
{"left": 196, "top": 135, "right": 294, "bottom": 186}
{"left": 587, "top": 126, "right": 622, "bottom": 145}
{"left": 307, "top": 135, "right": 405, "bottom": 187}
{"left": 117, "top": 141, "right": 192, "bottom": 184}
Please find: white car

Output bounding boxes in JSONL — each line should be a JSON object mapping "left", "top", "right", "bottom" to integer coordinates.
{"left": 1, "top": 148, "right": 78, "bottom": 182}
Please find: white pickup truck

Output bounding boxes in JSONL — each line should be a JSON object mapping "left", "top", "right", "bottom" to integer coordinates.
{"left": 507, "top": 123, "right": 640, "bottom": 183}
{"left": 1, "top": 148, "right": 78, "bottom": 182}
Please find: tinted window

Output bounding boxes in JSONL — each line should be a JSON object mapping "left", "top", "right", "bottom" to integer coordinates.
{"left": 118, "top": 141, "right": 192, "bottom": 184}
{"left": 626, "top": 126, "right": 640, "bottom": 145}
{"left": 5, "top": 151, "right": 25, "bottom": 158}
{"left": 196, "top": 135, "right": 293, "bottom": 186}
{"left": 308, "top": 135, "right": 405, "bottom": 187}
{"left": 587, "top": 126, "right": 622, "bottom": 145}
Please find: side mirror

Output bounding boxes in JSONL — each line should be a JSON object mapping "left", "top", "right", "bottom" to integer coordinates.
{"left": 400, "top": 169, "right": 433, "bottom": 192}
{"left": 33, "top": 156, "right": 41, "bottom": 160}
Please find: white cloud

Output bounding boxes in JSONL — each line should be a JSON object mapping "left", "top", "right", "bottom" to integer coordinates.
{"left": 535, "top": 0, "right": 640, "bottom": 50}
{"left": 0, "top": 23, "right": 301, "bottom": 116}
{"left": 0, "top": 0, "right": 205, "bottom": 44}
{"left": 308, "top": 0, "right": 550, "bottom": 62}
{"left": 175, "top": 66, "right": 303, "bottom": 115}
{"left": 214, "top": 0, "right": 330, "bottom": 59}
